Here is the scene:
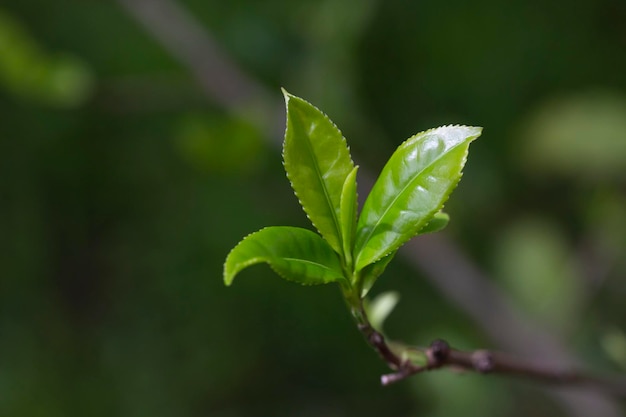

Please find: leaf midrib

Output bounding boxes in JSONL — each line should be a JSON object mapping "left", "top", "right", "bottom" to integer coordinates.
{"left": 283, "top": 257, "right": 338, "bottom": 271}
{"left": 357, "top": 140, "right": 467, "bottom": 263}
{"left": 301, "top": 119, "right": 343, "bottom": 250}
{"left": 281, "top": 257, "right": 346, "bottom": 283}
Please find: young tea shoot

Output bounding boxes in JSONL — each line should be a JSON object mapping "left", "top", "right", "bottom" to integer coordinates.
{"left": 224, "top": 90, "right": 481, "bottom": 304}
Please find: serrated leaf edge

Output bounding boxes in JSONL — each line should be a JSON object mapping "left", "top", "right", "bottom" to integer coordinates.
{"left": 223, "top": 226, "right": 346, "bottom": 286}
{"left": 355, "top": 125, "right": 480, "bottom": 270}
{"left": 281, "top": 90, "right": 355, "bottom": 255}
{"left": 358, "top": 147, "right": 469, "bottom": 268}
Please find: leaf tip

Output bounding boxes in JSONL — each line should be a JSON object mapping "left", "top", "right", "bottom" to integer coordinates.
{"left": 443, "top": 124, "right": 482, "bottom": 136}
{"left": 470, "top": 125, "right": 483, "bottom": 137}
{"left": 461, "top": 125, "right": 483, "bottom": 140}
{"left": 281, "top": 87, "right": 292, "bottom": 103}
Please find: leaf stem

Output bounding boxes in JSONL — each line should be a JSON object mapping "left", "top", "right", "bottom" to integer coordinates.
{"left": 348, "top": 294, "right": 406, "bottom": 371}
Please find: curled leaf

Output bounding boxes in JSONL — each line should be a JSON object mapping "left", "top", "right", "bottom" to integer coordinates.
{"left": 224, "top": 226, "right": 346, "bottom": 286}
{"left": 367, "top": 291, "right": 400, "bottom": 333}
{"left": 340, "top": 166, "right": 359, "bottom": 270}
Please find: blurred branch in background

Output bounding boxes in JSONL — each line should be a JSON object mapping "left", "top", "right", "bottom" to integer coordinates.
{"left": 116, "top": 0, "right": 284, "bottom": 142}
{"left": 116, "top": 0, "right": 624, "bottom": 415}
{"left": 404, "top": 235, "right": 623, "bottom": 416}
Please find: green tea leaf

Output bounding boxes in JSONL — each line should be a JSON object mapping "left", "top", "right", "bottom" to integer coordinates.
{"left": 224, "top": 226, "right": 346, "bottom": 286}
{"left": 418, "top": 211, "right": 450, "bottom": 235}
{"left": 359, "top": 251, "right": 397, "bottom": 297}
{"left": 354, "top": 125, "right": 481, "bottom": 271}
{"left": 340, "top": 166, "right": 359, "bottom": 270}
{"left": 282, "top": 90, "right": 355, "bottom": 255}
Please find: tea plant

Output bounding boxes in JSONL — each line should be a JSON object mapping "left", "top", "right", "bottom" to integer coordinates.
{"left": 223, "top": 90, "right": 626, "bottom": 391}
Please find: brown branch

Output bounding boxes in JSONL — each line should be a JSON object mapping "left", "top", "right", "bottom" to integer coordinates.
{"left": 386, "top": 340, "right": 626, "bottom": 395}
{"left": 401, "top": 236, "right": 626, "bottom": 416}
{"left": 353, "top": 298, "right": 626, "bottom": 397}
{"left": 116, "top": 0, "right": 284, "bottom": 142}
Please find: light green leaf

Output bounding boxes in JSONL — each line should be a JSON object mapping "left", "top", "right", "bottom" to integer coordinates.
{"left": 367, "top": 291, "right": 400, "bottom": 333}
{"left": 282, "top": 90, "right": 355, "bottom": 255}
{"left": 418, "top": 211, "right": 450, "bottom": 235}
{"left": 224, "top": 226, "right": 346, "bottom": 286}
{"left": 359, "top": 251, "right": 397, "bottom": 297}
{"left": 354, "top": 125, "right": 481, "bottom": 271}
{"left": 340, "top": 166, "right": 359, "bottom": 270}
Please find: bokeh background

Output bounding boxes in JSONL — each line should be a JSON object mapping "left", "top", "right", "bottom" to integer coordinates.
{"left": 1, "top": 0, "right": 626, "bottom": 416}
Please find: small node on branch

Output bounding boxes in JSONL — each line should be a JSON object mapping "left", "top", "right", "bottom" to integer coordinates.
{"left": 472, "top": 350, "right": 494, "bottom": 373}
{"left": 428, "top": 339, "right": 450, "bottom": 365}
{"left": 368, "top": 331, "right": 384, "bottom": 346}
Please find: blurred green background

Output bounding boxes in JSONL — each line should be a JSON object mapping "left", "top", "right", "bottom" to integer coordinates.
{"left": 1, "top": 0, "right": 625, "bottom": 416}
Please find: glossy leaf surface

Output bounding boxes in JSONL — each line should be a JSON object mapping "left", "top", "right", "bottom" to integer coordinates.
{"left": 354, "top": 125, "right": 482, "bottom": 271}
{"left": 282, "top": 90, "right": 355, "bottom": 255}
{"left": 224, "top": 226, "right": 346, "bottom": 286}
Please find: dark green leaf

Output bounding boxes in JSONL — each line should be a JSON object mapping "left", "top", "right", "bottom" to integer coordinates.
{"left": 224, "top": 226, "right": 346, "bottom": 286}
{"left": 282, "top": 90, "right": 355, "bottom": 255}
{"left": 354, "top": 125, "right": 481, "bottom": 271}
